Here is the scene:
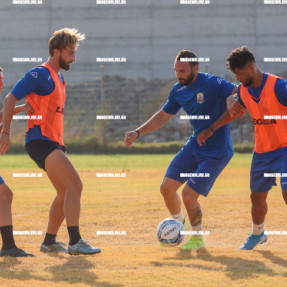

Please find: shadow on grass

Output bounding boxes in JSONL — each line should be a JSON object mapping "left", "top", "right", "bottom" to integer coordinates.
{"left": 256, "top": 250, "right": 287, "bottom": 268}
{"left": 0, "top": 255, "right": 123, "bottom": 287}
{"left": 151, "top": 248, "right": 287, "bottom": 280}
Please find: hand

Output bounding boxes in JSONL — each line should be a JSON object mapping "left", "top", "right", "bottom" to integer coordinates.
{"left": 227, "top": 95, "right": 245, "bottom": 118}
{"left": 0, "top": 132, "right": 10, "bottom": 154}
{"left": 124, "top": 131, "right": 139, "bottom": 147}
{"left": 24, "top": 103, "right": 34, "bottom": 113}
{"left": 197, "top": 128, "right": 213, "bottom": 146}
{"left": 13, "top": 103, "right": 34, "bottom": 115}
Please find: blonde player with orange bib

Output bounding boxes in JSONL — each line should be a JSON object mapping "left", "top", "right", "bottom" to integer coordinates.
{"left": 198, "top": 46, "right": 287, "bottom": 250}
{"left": 0, "top": 29, "right": 101, "bottom": 255}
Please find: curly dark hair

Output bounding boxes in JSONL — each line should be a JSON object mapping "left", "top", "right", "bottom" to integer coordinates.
{"left": 226, "top": 46, "right": 255, "bottom": 71}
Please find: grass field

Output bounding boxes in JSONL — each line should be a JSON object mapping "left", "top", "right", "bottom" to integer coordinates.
{"left": 1, "top": 153, "right": 287, "bottom": 287}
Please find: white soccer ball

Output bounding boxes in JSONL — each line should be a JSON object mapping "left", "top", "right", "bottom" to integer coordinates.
{"left": 157, "top": 218, "right": 185, "bottom": 247}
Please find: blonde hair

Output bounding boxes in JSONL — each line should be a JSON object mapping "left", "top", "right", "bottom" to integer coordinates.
{"left": 49, "top": 28, "right": 85, "bottom": 56}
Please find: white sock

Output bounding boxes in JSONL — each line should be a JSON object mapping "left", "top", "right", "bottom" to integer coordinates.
{"left": 252, "top": 222, "right": 265, "bottom": 236}
{"left": 171, "top": 211, "right": 184, "bottom": 224}
{"left": 192, "top": 224, "right": 203, "bottom": 237}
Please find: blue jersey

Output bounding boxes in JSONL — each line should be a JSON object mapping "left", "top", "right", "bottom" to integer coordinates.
{"left": 162, "top": 72, "right": 235, "bottom": 159}
{"left": 237, "top": 73, "right": 287, "bottom": 107}
{"left": 11, "top": 66, "right": 64, "bottom": 144}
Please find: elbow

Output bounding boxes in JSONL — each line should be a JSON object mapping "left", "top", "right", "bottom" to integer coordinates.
{"left": 4, "top": 93, "right": 18, "bottom": 106}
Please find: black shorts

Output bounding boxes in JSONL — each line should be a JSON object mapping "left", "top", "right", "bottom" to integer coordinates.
{"left": 25, "top": 139, "right": 67, "bottom": 171}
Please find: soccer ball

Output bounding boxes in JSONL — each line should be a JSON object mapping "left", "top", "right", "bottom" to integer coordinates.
{"left": 157, "top": 218, "right": 184, "bottom": 247}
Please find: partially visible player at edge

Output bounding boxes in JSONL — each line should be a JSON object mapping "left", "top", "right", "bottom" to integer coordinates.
{"left": 124, "top": 50, "right": 244, "bottom": 250}
{"left": 0, "top": 66, "right": 34, "bottom": 257}
{"left": 0, "top": 28, "right": 101, "bottom": 255}
{"left": 198, "top": 46, "right": 287, "bottom": 250}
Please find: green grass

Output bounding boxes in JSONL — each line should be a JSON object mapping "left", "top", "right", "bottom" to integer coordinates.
{"left": 0, "top": 153, "right": 253, "bottom": 169}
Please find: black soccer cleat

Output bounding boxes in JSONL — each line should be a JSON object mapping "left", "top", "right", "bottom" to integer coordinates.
{"left": 0, "top": 247, "right": 35, "bottom": 257}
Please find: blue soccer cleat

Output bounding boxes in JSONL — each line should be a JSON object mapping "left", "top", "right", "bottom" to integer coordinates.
{"left": 68, "top": 239, "right": 101, "bottom": 255}
{"left": 238, "top": 232, "right": 268, "bottom": 250}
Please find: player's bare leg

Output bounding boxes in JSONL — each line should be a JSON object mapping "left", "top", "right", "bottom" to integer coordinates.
{"left": 45, "top": 149, "right": 100, "bottom": 255}
{"left": 0, "top": 183, "right": 12, "bottom": 227}
{"left": 158, "top": 177, "right": 189, "bottom": 247}
{"left": 45, "top": 150, "right": 82, "bottom": 226}
{"left": 46, "top": 174, "right": 66, "bottom": 235}
{"left": 182, "top": 185, "right": 202, "bottom": 227}
{"left": 281, "top": 189, "right": 287, "bottom": 204}
{"left": 0, "top": 183, "right": 34, "bottom": 257}
{"left": 160, "top": 177, "right": 183, "bottom": 217}
{"left": 251, "top": 191, "right": 268, "bottom": 224}
{"left": 40, "top": 167, "right": 67, "bottom": 253}
{"left": 181, "top": 185, "right": 204, "bottom": 250}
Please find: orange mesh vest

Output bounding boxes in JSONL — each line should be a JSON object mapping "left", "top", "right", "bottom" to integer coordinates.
{"left": 240, "top": 73, "right": 287, "bottom": 153}
{"left": 25, "top": 63, "right": 66, "bottom": 146}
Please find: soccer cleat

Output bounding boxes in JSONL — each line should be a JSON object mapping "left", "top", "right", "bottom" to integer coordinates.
{"left": 0, "top": 247, "right": 34, "bottom": 257}
{"left": 40, "top": 242, "right": 68, "bottom": 253}
{"left": 181, "top": 236, "right": 205, "bottom": 250}
{"left": 238, "top": 232, "right": 268, "bottom": 250}
{"left": 68, "top": 239, "right": 101, "bottom": 255}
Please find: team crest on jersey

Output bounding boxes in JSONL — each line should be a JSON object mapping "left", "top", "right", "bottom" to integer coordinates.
{"left": 197, "top": 93, "right": 205, "bottom": 104}
{"left": 30, "top": 72, "right": 38, "bottom": 78}
{"left": 217, "top": 78, "right": 223, "bottom": 84}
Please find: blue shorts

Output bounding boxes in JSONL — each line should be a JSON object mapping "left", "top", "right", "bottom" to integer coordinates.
{"left": 165, "top": 144, "right": 232, "bottom": 197}
{"left": 0, "top": 176, "right": 4, "bottom": 185}
{"left": 250, "top": 146, "right": 287, "bottom": 192}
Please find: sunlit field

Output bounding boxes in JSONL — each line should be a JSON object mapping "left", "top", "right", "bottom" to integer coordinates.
{"left": 0, "top": 153, "right": 287, "bottom": 287}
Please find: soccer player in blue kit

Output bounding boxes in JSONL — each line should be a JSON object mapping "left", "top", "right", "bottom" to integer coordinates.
{"left": 124, "top": 50, "right": 243, "bottom": 249}
{"left": 0, "top": 66, "right": 34, "bottom": 257}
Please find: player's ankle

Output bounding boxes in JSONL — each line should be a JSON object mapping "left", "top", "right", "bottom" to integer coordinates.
{"left": 252, "top": 221, "right": 265, "bottom": 235}
{"left": 171, "top": 211, "right": 184, "bottom": 224}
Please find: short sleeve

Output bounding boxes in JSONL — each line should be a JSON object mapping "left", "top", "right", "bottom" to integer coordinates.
{"left": 162, "top": 88, "right": 181, "bottom": 115}
{"left": 213, "top": 76, "right": 236, "bottom": 100}
{"left": 10, "top": 67, "right": 45, "bottom": 100}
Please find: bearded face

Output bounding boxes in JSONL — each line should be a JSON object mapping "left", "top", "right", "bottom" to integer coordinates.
{"left": 174, "top": 61, "right": 198, "bottom": 86}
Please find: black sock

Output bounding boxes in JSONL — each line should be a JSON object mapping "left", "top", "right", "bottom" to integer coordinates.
{"left": 43, "top": 233, "right": 57, "bottom": 245}
{"left": 67, "top": 226, "right": 81, "bottom": 246}
{"left": 0, "top": 225, "right": 17, "bottom": 250}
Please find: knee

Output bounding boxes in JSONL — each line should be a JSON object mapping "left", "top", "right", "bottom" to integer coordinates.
{"left": 56, "top": 192, "right": 66, "bottom": 204}
{"left": 250, "top": 192, "right": 266, "bottom": 205}
{"left": 160, "top": 182, "right": 174, "bottom": 197}
{"left": 74, "top": 177, "right": 83, "bottom": 195}
{"left": 66, "top": 175, "right": 83, "bottom": 196}
{"left": 0, "top": 184, "right": 13, "bottom": 205}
